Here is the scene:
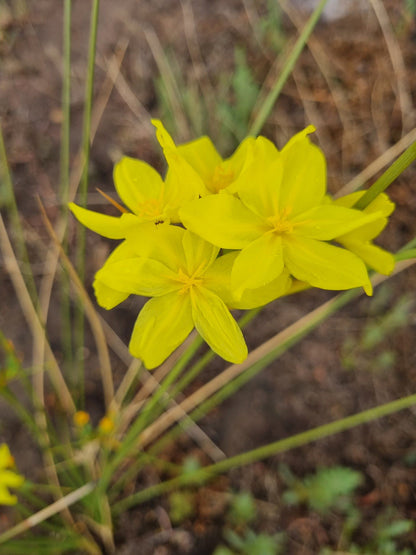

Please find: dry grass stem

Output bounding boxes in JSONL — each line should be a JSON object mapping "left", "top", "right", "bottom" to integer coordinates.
{"left": 138, "top": 258, "right": 416, "bottom": 448}
{"left": 101, "top": 41, "right": 153, "bottom": 135}
{"left": 368, "top": 0, "right": 414, "bottom": 133}
{"left": 279, "top": 3, "right": 355, "bottom": 174}
{"left": 336, "top": 127, "right": 416, "bottom": 196}
{"left": 39, "top": 202, "right": 115, "bottom": 408}
{"left": 0, "top": 214, "right": 76, "bottom": 522}
{"left": 144, "top": 26, "right": 190, "bottom": 141}
{"left": 0, "top": 214, "right": 75, "bottom": 413}
{"left": 0, "top": 482, "right": 96, "bottom": 546}
{"left": 35, "top": 43, "right": 129, "bottom": 407}
{"left": 112, "top": 358, "right": 142, "bottom": 411}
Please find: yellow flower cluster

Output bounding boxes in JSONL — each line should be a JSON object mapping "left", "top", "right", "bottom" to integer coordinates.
{"left": 70, "top": 121, "right": 395, "bottom": 368}
{"left": 0, "top": 444, "right": 24, "bottom": 505}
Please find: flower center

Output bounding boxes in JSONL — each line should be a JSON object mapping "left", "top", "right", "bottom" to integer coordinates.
{"left": 209, "top": 165, "right": 235, "bottom": 193}
{"left": 175, "top": 268, "right": 203, "bottom": 294}
{"left": 137, "top": 198, "right": 164, "bottom": 220}
{"left": 267, "top": 208, "right": 293, "bottom": 235}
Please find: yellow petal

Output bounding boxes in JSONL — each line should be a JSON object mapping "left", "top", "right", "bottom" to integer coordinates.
{"left": 152, "top": 120, "right": 206, "bottom": 195}
{"left": 238, "top": 153, "right": 283, "bottom": 218}
{"left": 93, "top": 281, "right": 129, "bottom": 309}
{"left": 279, "top": 129, "right": 326, "bottom": 216}
{"left": 292, "top": 205, "right": 383, "bottom": 240}
{"left": 215, "top": 136, "right": 256, "bottom": 194}
{"left": 284, "top": 235, "right": 372, "bottom": 294}
{"left": 95, "top": 258, "right": 179, "bottom": 297}
{"left": 93, "top": 240, "right": 138, "bottom": 309}
{"left": 190, "top": 287, "right": 247, "bottom": 363}
{"left": 281, "top": 125, "right": 316, "bottom": 151}
{"left": 163, "top": 168, "right": 200, "bottom": 222}
{"left": 340, "top": 240, "right": 395, "bottom": 275}
{"left": 204, "top": 252, "right": 292, "bottom": 309}
{"left": 0, "top": 486, "right": 18, "bottom": 505}
{"left": 0, "top": 469, "right": 24, "bottom": 488}
{"left": 69, "top": 202, "right": 126, "bottom": 239}
{"left": 113, "top": 157, "right": 165, "bottom": 216}
{"left": 180, "top": 195, "right": 267, "bottom": 249}
{"left": 129, "top": 293, "right": 194, "bottom": 369}
{"left": 125, "top": 223, "right": 186, "bottom": 271}
{"left": 182, "top": 230, "right": 219, "bottom": 276}
{"left": 333, "top": 191, "right": 395, "bottom": 217}
{"left": 176, "top": 135, "right": 223, "bottom": 185}
{"left": 0, "top": 444, "right": 12, "bottom": 468}
{"left": 231, "top": 232, "right": 284, "bottom": 294}
{"left": 333, "top": 192, "right": 395, "bottom": 241}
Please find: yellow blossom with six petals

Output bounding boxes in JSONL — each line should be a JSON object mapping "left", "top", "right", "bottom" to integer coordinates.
{"left": 180, "top": 127, "right": 384, "bottom": 296}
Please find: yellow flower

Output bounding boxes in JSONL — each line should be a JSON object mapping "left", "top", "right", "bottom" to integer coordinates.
{"left": 98, "top": 415, "right": 115, "bottom": 435}
{"left": 152, "top": 119, "right": 255, "bottom": 195}
{"left": 94, "top": 225, "right": 249, "bottom": 368}
{"left": 0, "top": 444, "right": 24, "bottom": 505}
{"left": 73, "top": 410, "right": 90, "bottom": 428}
{"left": 332, "top": 191, "right": 395, "bottom": 275}
{"left": 180, "top": 127, "right": 383, "bottom": 296}
{"left": 69, "top": 133, "right": 202, "bottom": 238}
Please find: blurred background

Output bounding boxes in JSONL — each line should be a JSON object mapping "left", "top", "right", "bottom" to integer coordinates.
{"left": 1, "top": 0, "right": 416, "bottom": 553}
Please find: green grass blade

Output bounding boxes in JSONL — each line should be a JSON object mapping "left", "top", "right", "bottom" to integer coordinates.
{"left": 353, "top": 139, "right": 416, "bottom": 209}
{"left": 74, "top": 0, "right": 100, "bottom": 402}
{"left": 0, "top": 126, "right": 38, "bottom": 305}
{"left": 60, "top": 0, "right": 73, "bottom": 370}
{"left": 249, "top": 0, "right": 329, "bottom": 136}
{"left": 113, "top": 390, "right": 416, "bottom": 514}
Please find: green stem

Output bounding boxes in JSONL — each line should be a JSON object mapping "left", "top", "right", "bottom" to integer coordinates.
{"left": 113, "top": 392, "right": 416, "bottom": 514}
{"left": 109, "top": 309, "right": 262, "bottom": 495}
{"left": 60, "top": 0, "right": 73, "bottom": 371}
{"left": 149, "top": 290, "right": 358, "bottom": 457}
{"left": 353, "top": 139, "right": 416, "bottom": 210}
{"left": 0, "top": 389, "right": 41, "bottom": 440}
{"left": 0, "top": 127, "right": 38, "bottom": 306}
{"left": 249, "top": 0, "right": 329, "bottom": 136}
{"left": 100, "top": 336, "right": 203, "bottom": 491}
{"left": 170, "top": 308, "right": 261, "bottom": 400}
{"left": 75, "top": 0, "right": 100, "bottom": 401}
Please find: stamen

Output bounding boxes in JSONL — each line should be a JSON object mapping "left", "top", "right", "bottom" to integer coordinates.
{"left": 209, "top": 165, "right": 235, "bottom": 193}
{"left": 267, "top": 208, "right": 294, "bottom": 235}
{"left": 175, "top": 268, "right": 203, "bottom": 294}
{"left": 137, "top": 198, "right": 164, "bottom": 219}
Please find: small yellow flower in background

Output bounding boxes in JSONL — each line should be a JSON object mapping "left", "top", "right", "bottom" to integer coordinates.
{"left": 0, "top": 444, "right": 24, "bottom": 505}
{"left": 180, "top": 127, "right": 382, "bottom": 297}
{"left": 152, "top": 119, "right": 255, "bottom": 195}
{"left": 98, "top": 415, "right": 115, "bottom": 435}
{"left": 73, "top": 410, "right": 90, "bottom": 428}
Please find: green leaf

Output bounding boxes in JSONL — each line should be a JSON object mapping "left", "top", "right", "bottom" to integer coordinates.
{"left": 302, "top": 466, "right": 363, "bottom": 514}
{"left": 228, "top": 492, "right": 257, "bottom": 525}
{"left": 242, "top": 531, "right": 282, "bottom": 555}
{"left": 379, "top": 519, "right": 414, "bottom": 539}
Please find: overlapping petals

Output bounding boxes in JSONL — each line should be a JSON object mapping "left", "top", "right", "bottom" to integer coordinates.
{"left": 332, "top": 192, "right": 395, "bottom": 275}
{"left": 180, "top": 128, "right": 382, "bottom": 296}
{"left": 70, "top": 120, "right": 396, "bottom": 368}
{"left": 69, "top": 150, "right": 201, "bottom": 237}
{"left": 95, "top": 227, "right": 248, "bottom": 368}
{"left": 152, "top": 119, "right": 255, "bottom": 195}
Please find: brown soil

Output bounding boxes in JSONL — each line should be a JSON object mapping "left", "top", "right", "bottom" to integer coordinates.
{"left": 1, "top": 1, "right": 416, "bottom": 553}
